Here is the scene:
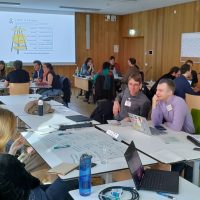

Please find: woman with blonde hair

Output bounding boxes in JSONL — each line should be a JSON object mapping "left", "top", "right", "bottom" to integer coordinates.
{"left": 0, "top": 108, "right": 77, "bottom": 200}
{"left": 0, "top": 108, "right": 25, "bottom": 155}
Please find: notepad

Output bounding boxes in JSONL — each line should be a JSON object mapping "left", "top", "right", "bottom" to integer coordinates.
{"left": 48, "top": 163, "right": 78, "bottom": 175}
{"left": 66, "top": 115, "right": 91, "bottom": 122}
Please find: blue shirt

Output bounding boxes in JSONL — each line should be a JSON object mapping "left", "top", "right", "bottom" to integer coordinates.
{"left": 32, "top": 67, "right": 43, "bottom": 80}
{"left": 80, "top": 64, "right": 92, "bottom": 76}
{"left": 174, "top": 75, "right": 200, "bottom": 99}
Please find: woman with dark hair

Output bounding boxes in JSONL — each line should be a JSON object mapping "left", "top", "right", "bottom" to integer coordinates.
{"left": 0, "top": 60, "right": 6, "bottom": 80}
{"left": 93, "top": 62, "right": 115, "bottom": 102}
{"left": 93, "top": 61, "right": 113, "bottom": 83}
{"left": 80, "top": 57, "right": 95, "bottom": 76}
{"left": 79, "top": 58, "right": 95, "bottom": 102}
{"left": 37, "top": 63, "right": 62, "bottom": 96}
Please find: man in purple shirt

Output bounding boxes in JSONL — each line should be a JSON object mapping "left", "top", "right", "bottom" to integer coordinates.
{"left": 151, "top": 78, "right": 195, "bottom": 134}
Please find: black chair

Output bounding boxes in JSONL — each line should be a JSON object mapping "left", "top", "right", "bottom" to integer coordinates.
{"left": 94, "top": 74, "right": 115, "bottom": 103}
{"left": 59, "top": 76, "right": 71, "bottom": 107}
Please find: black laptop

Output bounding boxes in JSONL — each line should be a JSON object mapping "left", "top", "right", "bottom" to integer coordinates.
{"left": 124, "top": 141, "right": 179, "bottom": 194}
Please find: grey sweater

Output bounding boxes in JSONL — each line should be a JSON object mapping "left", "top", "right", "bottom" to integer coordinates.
{"left": 115, "top": 88, "right": 151, "bottom": 120}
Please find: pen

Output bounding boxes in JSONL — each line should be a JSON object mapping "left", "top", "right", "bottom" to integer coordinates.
{"left": 157, "top": 192, "right": 175, "bottom": 200}
{"left": 53, "top": 145, "right": 70, "bottom": 149}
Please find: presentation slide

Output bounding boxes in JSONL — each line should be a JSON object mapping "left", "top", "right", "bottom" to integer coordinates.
{"left": 181, "top": 32, "right": 200, "bottom": 63}
{"left": 0, "top": 11, "right": 75, "bottom": 64}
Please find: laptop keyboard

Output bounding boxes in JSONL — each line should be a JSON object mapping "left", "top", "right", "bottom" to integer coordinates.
{"left": 141, "top": 169, "right": 178, "bottom": 192}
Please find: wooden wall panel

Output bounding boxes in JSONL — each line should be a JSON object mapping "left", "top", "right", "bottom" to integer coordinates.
{"left": 76, "top": 13, "right": 119, "bottom": 71}
{"left": 119, "top": 37, "right": 144, "bottom": 73}
{"left": 119, "top": 1, "right": 200, "bottom": 81}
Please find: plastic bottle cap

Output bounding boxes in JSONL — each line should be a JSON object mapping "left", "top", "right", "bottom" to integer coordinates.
{"left": 38, "top": 100, "right": 43, "bottom": 105}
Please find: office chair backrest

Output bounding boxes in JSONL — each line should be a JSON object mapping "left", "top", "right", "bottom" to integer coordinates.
{"left": 94, "top": 74, "right": 115, "bottom": 102}
{"left": 185, "top": 93, "right": 200, "bottom": 111}
{"left": 9, "top": 82, "right": 30, "bottom": 95}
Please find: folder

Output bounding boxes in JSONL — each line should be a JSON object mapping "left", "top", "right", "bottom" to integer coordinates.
{"left": 48, "top": 163, "right": 78, "bottom": 175}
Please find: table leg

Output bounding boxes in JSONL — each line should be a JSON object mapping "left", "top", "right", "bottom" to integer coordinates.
{"left": 193, "top": 160, "right": 200, "bottom": 186}
{"left": 101, "top": 173, "right": 113, "bottom": 184}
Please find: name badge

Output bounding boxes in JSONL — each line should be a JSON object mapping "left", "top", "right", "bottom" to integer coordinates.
{"left": 166, "top": 104, "right": 173, "bottom": 111}
{"left": 125, "top": 99, "right": 131, "bottom": 107}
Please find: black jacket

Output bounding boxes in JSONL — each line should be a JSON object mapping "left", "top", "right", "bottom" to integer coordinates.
{"left": 0, "top": 154, "right": 40, "bottom": 200}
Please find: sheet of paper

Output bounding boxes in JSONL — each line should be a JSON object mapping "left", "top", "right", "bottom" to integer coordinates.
{"left": 40, "top": 128, "right": 127, "bottom": 163}
{"left": 48, "top": 162, "right": 78, "bottom": 175}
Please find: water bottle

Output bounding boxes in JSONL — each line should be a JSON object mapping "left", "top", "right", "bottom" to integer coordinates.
{"left": 38, "top": 100, "right": 43, "bottom": 116}
{"left": 75, "top": 66, "right": 79, "bottom": 76}
{"left": 79, "top": 154, "right": 92, "bottom": 196}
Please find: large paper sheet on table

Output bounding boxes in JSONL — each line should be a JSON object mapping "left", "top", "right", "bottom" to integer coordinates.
{"left": 29, "top": 127, "right": 127, "bottom": 164}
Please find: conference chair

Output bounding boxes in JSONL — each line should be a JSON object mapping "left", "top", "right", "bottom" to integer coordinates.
{"left": 185, "top": 93, "right": 200, "bottom": 134}
{"left": 93, "top": 74, "right": 115, "bottom": 103}
{"left": 185, "top": 93, "right": 200, "bottom": 111}
{"left": 9, "top": 82, "right": 30, "bottom": 95}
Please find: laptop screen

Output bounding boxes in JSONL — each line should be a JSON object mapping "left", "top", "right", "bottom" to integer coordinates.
{"left": 124, "top": 141, "right": 144, "bottom": 189}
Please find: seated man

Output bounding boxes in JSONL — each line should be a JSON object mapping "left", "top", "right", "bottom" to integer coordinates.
{"left": 151, "top": 78, "right": 195, "bottom": 134}
{"left": 150, "top": 66, "right": 180, "bottom": 98}
{"left": 109, "top": 56, "right": 121, "bottom": 77}
{"left": 174, "top": 64, "right": 200, "bottom": 99}
{"left": 4, "top": 60, "right": 30, "bottom": 87}
{"left": 113, "top": 73, "right": 151, "bottom": 121}
{"left": 185, "top": 59, "right": 198, "bottom": 87}
{"left": 32, "top": 60, "right": 43, "bottom": 82}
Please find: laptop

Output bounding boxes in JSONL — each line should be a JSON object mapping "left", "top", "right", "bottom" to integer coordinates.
{"left": 128, "top": 113, "right": 167, "bottom": 135}
{"left": 124, "top": 141, "right": 179, "bottom": 194}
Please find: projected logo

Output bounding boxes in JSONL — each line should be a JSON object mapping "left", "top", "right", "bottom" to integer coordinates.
{"left": 11, "top": 26, "right": 27, "bottom": 54}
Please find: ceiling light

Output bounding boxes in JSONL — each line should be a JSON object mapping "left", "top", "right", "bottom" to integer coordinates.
{"left": 60, "top": 6, "right": 100, "bottom": 12}
{"left": 0, "top": 2, "right": 20, "bottom": 6}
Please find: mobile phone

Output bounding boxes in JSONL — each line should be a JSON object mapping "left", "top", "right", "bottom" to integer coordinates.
{"left": 193, "top": 147, "right": 200, "bottom": 151}
{"left": 155, "top": 125, "right": 166, "bottom": 131}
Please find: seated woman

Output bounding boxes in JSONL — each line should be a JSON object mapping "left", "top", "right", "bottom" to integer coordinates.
{"left": 37, "top": 63, "right": 62, "bottom": 96}
{"left": 93, "top": 61, "right": 113, "bottom": 83}
{"left": 0, "top": 60, "right": 6, "bottom": 80}
{"left": 0, "top": 108, "right": 77, "bottom": 200}
{"left": 80, "top": 57, "right": 95, "bottom": 102}
{"left": 80, "top": 57, "right": 95, "bottom": 76}
{"left": 93, "top": 62, "right": 114, "bottom": 102}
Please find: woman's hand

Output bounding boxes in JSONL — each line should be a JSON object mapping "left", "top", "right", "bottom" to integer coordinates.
{"left": 9, "top": 137, "right": 25, "bottom": 156}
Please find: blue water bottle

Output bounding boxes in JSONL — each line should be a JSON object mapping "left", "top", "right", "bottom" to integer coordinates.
{"left": 79, "top": 154, "right": 92, "bottom": 196}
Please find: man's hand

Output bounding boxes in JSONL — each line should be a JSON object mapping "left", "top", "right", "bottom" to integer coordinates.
{"left": 121, "top": 117, "right": 131, "bottom": 122}
{"left": 152, "top": 95, "right": 159, "bottom": 109}
{"left": 113, "top": 100, "right": 120, "bottom": 116}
